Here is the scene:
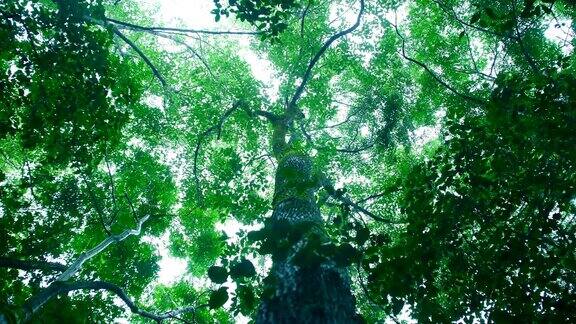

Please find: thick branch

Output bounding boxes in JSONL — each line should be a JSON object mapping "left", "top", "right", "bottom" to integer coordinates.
{"left": 287, "top": 0, "right": 365, "bottom": 114}
{"left": 0, "top": 257, "right": 67, "bottom": 272}
{"left": 22, "top": 280, "right": 204, "bottom": 323}
{"left": 55, "top": 215, "right": 150, "bottom": 282}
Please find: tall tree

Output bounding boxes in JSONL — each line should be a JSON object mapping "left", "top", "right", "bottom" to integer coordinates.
{"left": 1, "top": 0, "right": 575, "bottom": 323}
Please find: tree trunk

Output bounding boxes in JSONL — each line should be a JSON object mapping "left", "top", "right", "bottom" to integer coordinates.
{"left": 256, "top": 154, "right": 361, "bottom": 324}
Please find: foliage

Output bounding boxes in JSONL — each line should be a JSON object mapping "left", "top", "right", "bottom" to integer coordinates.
{"left": 211, "top": 0, "right": 304, "bottom": 39}
{"left": 1, "top": 0, "right": 575, "bottom": 322}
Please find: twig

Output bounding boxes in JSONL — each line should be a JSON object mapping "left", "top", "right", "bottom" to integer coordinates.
{"left": 287, "top": 0, "right": 365, "bottom": 114}
{"left": 391, "top": 19, "right": 485, "bottom": 105}
{"left": 193, "top": 101, "right": 244, "bottom": 204}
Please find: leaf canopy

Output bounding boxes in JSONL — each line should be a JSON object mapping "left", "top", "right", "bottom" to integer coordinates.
{"left": 1, "top": 0, "right": 575, "bottom": 322}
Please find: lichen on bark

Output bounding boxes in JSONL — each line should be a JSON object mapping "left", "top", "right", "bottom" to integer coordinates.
{"left": 256, "top": 150, "right": 361, "bottom": 323}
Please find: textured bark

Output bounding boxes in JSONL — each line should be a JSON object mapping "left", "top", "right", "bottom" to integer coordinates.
{"left": 256, "top": 154, "right": 361, "bottom": 324}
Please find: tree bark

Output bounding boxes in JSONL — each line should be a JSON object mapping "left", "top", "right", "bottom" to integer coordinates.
{"left": 256, "top": 154, "right": 361, "bottom": 324}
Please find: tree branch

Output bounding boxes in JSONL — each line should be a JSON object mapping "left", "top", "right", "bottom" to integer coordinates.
{"left": 81, "top": 174, "right": 113, "bottom": 235}
{"left": 322, "top": 181, "right": 398, "bottom": 224}
{"left": 111, "top": 27, "right": 167, "bottom": 88}
{"left": 84, "top": 16, "right": 167, "bottom": 88}
{"left": 22, "top": 280, "right": 206, "bottom": 323}
{"left": 55, "top": 215, "right": 149, "bottom": 282}
{"left": 286, "top": 0, "right": 365, "bottom": 114}
{"left": 357, "top": 185, "right": 401, "bottom": 204}
{"left": 336, "top": 142, "right": 374, "bottom": 154}
{"left": 392, "top": 20, "right": 486, "bottom": 105}
{"left": 104, "top": 148, "right": 119, "bottom": 224}
{"left": 299, "top": 0, "right": 312, "bottom": 37}
{"left": 193, "top": 101, "right": 244, "bottom": 204}
{"left": 105, "top": 17, "right": 260, "bottom": 36}
{"left": 0, "top": 257, "right": 67, "bottom": 272}
{"left": 430, "top": 0, "right": 518, "bottom": 40}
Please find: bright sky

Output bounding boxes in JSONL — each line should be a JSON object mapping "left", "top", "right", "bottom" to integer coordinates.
{"left": 144, "top": 0, "right": 281, "bottom": 99}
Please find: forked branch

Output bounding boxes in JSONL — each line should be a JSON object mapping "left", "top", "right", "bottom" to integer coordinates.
{"left": 287, "top": 0, "right": 365, "bottom": 114}
{"left": 193, "top": 101, "right": 244, "bottom": 203}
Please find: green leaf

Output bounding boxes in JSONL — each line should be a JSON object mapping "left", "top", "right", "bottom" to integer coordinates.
{"left": 484, "top": 7, "right": 496, "bottom": 19}
{"left": 209, "top": 287, "right": 229, "bottom": 309}
{"left": 208, "top": 265, "right": 228, "bottom": 284}
{"left": 230, "top": 259, "right": 256, "bottom": 279}
{"left": 334, "top": 243, "right": 360, "bottom": 267}
{"left": 470, "top": 12, "right": 481, "bottom": 24}
{"left": 354, "top": 225, "right": 370, "bottom": 245}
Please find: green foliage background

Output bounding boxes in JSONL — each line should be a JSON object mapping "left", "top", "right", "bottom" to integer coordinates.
{"left": 0, "top": 0, "right": 575, "bottom": 322}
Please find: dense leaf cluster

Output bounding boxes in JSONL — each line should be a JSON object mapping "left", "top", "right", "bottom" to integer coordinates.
{"left": 1, "top": 0, "right": 575, "bottom": 323}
